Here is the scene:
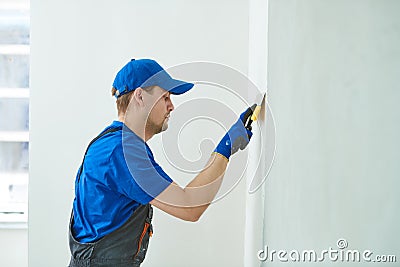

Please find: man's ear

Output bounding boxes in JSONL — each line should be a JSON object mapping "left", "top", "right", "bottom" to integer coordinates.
{"left": 132, "top": 88, "right": 144, "bottom": 107}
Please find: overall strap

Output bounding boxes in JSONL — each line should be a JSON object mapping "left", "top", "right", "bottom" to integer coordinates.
{"left": 77, "top": 127, "right": 121, "bottom": 182}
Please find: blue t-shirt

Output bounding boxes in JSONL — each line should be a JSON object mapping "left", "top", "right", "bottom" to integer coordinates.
{"left": 72, "top": 121, "right": 173, "bottom": 242}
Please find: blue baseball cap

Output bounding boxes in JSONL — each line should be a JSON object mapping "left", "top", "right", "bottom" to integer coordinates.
{"left": 112, "top": 59, "right": 194, "bottom": 98}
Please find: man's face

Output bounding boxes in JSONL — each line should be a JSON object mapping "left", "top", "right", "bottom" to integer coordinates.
{"left": 145, "top": 86, "right": 174, "bottom": 135}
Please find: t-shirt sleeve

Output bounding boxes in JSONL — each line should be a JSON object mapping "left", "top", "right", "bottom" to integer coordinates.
{"left": 108, "top": 142, "right": 173, "bottom": 205}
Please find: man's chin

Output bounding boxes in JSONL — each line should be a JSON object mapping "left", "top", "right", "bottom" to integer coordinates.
{"left": 161, "top": 122, "right": 169, "bottom": 132}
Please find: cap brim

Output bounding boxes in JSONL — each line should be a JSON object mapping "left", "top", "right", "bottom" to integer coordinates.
{"left": 141, "top": 70, "right": 194, "bottom": 95}
{"left": 163, "top": 79, "right": 194, "bottom": 95}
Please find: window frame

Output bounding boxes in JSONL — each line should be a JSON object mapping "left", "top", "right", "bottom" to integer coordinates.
{"left": 0, "top": 0, "right": 30, "bottom": 228}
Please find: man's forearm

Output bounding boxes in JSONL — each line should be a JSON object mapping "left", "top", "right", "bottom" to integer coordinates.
{"left": 150, "top": 152, "right": 228, "bottom": 222}
{"left": 183, "top": 152, "right": 228, "bottom": 206}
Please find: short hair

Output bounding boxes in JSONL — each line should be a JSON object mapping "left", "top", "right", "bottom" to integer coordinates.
{"left": 111, "top": 86, "right": 155, "bottom": 116}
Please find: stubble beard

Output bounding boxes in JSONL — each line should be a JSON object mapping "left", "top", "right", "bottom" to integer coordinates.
{"left": 147, "top": 117, "right": 168, "bottom": 135}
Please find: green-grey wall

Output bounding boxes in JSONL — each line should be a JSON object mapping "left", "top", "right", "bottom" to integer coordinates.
{"left": 263, "top": 0, "right": 400, "bottom": 266}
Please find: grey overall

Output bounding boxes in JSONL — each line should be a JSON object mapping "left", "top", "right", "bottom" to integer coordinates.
{"left": 68, "top": 205, "right": 153, "bottom": 267}
{"left": 68, "top": 127, "right": 153, "bottom": 267}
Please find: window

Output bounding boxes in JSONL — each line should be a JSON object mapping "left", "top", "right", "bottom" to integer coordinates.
{"left": 0, "top": 0, "right": 30, "bottom": 226}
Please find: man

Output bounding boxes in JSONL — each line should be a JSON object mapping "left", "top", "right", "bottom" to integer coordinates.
{"left": 68, "top": 59, "right": 254, "bottom": 267}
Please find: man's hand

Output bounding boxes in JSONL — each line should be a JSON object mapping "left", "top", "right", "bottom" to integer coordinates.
{"left": 213, "top": 104, "right": 256, "bottom": 160}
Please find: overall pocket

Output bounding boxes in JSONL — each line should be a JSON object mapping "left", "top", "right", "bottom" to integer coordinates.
{"left": 133, "top": 222, "right": 153, "bottom": 264}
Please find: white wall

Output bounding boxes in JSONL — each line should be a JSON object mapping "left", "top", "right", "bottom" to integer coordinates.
{"left": 244, "top": 0, "right": 269, "bottom": 266}
{"left": 0, "top": 229, "right": 27, "bottom": 267}
{"left": 29, "top": 0, "right": 249, "bottom": 267}
{"left": 263, "top": 0, "right": 400, "bottom": 266}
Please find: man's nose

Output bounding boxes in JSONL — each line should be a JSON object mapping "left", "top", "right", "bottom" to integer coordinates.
{"left": 168, "top": 100, "right": 174, "bottom": 112}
